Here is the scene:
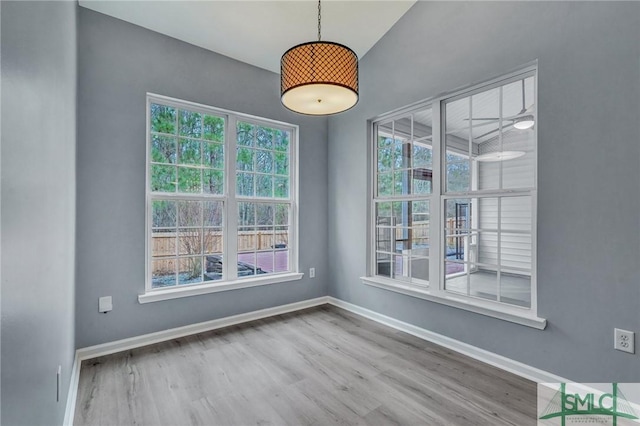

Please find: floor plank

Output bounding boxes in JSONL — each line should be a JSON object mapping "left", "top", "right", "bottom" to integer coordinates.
{"left": 74, "top": 305, "right": 536, "bottom": 425}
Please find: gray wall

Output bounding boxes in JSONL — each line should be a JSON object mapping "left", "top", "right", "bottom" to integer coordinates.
{"left": 328, "top": 1, "right": 640, "bottom": 382}
{"left": 76, "top": 9, "right": 328, "bottom": 348}
{"left": 1, "top": 2, "right": 77, "bottom": 425}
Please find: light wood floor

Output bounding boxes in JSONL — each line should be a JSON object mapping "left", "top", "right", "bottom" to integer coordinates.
{"left": 74, "top": 305, "right": 537, "bottom": 425}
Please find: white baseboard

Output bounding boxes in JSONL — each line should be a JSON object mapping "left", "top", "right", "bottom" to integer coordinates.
{"left": 64, "top": 296, "right": 329, "bottom": 425}
{"left": 64, "top": 294, "right": 567, "bottom": 425}
{"left": 76, "top": 296, "right": 329, "bottom": 362}
{"left": 326, "top": 296, "right": 568, "bottom": 384}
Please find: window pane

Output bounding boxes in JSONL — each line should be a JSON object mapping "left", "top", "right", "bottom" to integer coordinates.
{"left": 151, "top": 135, "right": 176, "bottom": 164}
{"left": 274, "top": 176, "right": 289, "bottom": 198}
{"left": 477, "top": 157, "right": 500, "bottom": 190}
{"left": 275, "top": 204, "right": 289, "bottom": 226}
{"left": 445, "top": 269, "right": 467, "bottom": 295}
{"left": 446, "top": 161, "right": 470, "bottom": 192}
{"left": 274, "top": 250, "right": 289, "bottom": 273}
{"left": 477, "top": 197, "right": 498, "bottom": 230}
{"left": 500, "top": 196, "right": 532, "bottom": 232}
{"left": 179, "top": 138, "right": 201, "bottom": 165}
{"left": 203, "top": 142, "right": 224, "bottom": 169}
{"left": 152, "top": 200, "right": 177, "bottom": 229}
{"left": 469, "top": 268, "right": 498, "bottom": 302}
{"left": 394, "top": 170, "right": 411, "bottom": 196}
{"left": 392, "top": 255, "right": 408, "bottom": 280}
{"left": 476, "top": 232, "right": 498, "bottom": 266}
{"left": 377, "top": 147, "right": 392, "bottom": 173}
{"left": 256, "top": 251, "right": 275, "bottom": 273}
{"left": 152, "top": 259, "right": 176, "bottom": 288}
{"left": 178, "top": 201, "right": 202, "bottom": 227}
{"left": 178, "top": 257, "right": 203, "bottom": 285}
{"left": 203, "top": 228, "right": 223, "bottom": 254}
{"left": 257, "top": 226, "right": 274, "bottom": 250}
{"left": 500, "top": 233, "right": 532, "bottom": 271}
{"left": 178, "top": 228, "right": 202, "bottom": 255}
{"left": 151, "top": 165, "right": 176, "bottom": 192}
{"left": 151, "top": 104, "right": 176, "bottom": 134}
{"left": 411, "top": 257, "right": 429, "bottom": 282}
{"left": 412, "top": 169, "right": 431, "bottom": 194}
{"left": 274, "top": 152, "right": 289, "bottom": 176}
{"left": 203, "top": 169, "right": 223, "bottom": 195}
{"left": 204, "top": 255, "right": 223, "bottom": 281}
{"left": 256, "top": 203, "right": 274, "bottom": 226}
{"left": 152, "top": 232, "right": 176, "bottom": 258}
{"left": 391, "top": 201, "right": 412, "bottom": 227}
{"left": 238, "top": 202, "right": 255, "bottom": 226}
{"left": 445, "top": 97, "right": 471, "bottom": 156}
{"left": 256, "top": 175, "right": 273, "bottom": 197}
{"left": 274, "top": 130, "right": 290, "bottom": 152}
{"left": 274, "top": 226, "right": 289, "bottom": 249}
{"left": 236, "top": 172, "right": 254, "bottom": 196}
{"left": 376, "top": 226, "right": 392, "bottom": 252}
{"left": 178, "top": 167, "right": 202, "bottom": 193}
{"left": 376, "top": 252, "right": 391, "bottom": 277}
{"left": 203, "top": 201, "right": 223, "bottom": 226}
{"left": 236, "top": 147, "right": 254, "bottom": 171}
{"left": 377, "top": 173, "right": 393, "bottom": 197}
{"left": 412, "top": 226, "right": 429, "bottom": 253}
{"left": 237, "top": 252, "right": 257, "bottom": 277}
{"left": 394, "top": 142, "right": 411, "bottom": 169}
{"left": 500, "top": 271, "right": 531, "bottom": 308}
{"left": 237, "top": 122, "right": 254, "bottom": 146}
{"left": 256, "top": 127, "right": 274, "bottom": 149}
{"left": 179, "top": 110, "right": 202, "bottom": 138}
{"left": 202, "top": 115, "right": 224, "bottom": 142}
{"left": 256, "top": 150, "right": 274, "bottom": 173}
{"left": 238, "top": 227, "right": 256, "bottom": 251}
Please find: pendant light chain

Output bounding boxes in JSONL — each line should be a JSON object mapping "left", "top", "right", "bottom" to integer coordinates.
{"left": 317, "top": 0, "right": 322, "bottom": 41}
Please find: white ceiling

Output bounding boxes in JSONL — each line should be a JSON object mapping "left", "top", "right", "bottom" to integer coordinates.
{"left": 79, "top": 1, "right": 416, "bottom": 73}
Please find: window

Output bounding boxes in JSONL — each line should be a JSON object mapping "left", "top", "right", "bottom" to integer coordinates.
{"left": 367, "top": 66, "right": 543, "bottom": 327}
{"left": 144, "top": 94, "right": 299, "bottom": 300}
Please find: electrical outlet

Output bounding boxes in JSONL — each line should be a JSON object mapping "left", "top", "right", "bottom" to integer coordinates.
{"left": 614, "top": 328, "right": 635, "bottom": 354}
{"left": 99, "top": 296, "right": 113, "bottom": 313}
{"left": 309, "top": 267, "right": 316, "bottom": 278}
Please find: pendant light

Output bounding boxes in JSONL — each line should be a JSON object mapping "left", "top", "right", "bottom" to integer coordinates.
{"left": 280, "top": 0, "right": 359, "bottom": 115}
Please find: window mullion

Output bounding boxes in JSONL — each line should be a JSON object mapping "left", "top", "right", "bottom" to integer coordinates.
{"left": 226, "top": 115, "right": 238, "bottom": 281}
{"left": 431, "top": 100, "right": 443, "bottom": 295}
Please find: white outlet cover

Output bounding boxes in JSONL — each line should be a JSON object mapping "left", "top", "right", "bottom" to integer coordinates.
{"left": 614, "top": 328, "right": 635, "bottom": 354}
{"left": 99, "top": 296, "right": 113, "bottom": 313}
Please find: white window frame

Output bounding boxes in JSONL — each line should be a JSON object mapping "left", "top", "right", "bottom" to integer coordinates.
{"left": 362, "top": 64, "right": 546, "bottom": 329}
{"left": 140, "top": 94, "right": 302, "bottom": 304}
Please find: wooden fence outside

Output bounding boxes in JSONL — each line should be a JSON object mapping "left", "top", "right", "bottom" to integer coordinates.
{"left": 152, "top": 230, "right": 288, "bottom": 274}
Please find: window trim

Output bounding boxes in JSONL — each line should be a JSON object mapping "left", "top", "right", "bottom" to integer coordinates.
{"left": 364, "top": 64, "right": 546, "bottom": 328}
{"left": 141, "top": 94, "right": 300, "bottom": 302}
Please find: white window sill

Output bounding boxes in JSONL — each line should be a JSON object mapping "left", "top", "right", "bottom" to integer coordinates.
{"left": 360, "top": 276, "right": 547, "bottom": 330}
{"left": 139, "top": 272, "right": 304, "bottom": 304}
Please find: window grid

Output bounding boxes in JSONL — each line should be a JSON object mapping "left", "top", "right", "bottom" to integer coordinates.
{"left": 147, "top": 95, "right": 297, "bottom": 292}
{"left": 370, "top": 66, "right": 537, "bottom": 316}
{"left": 374, "top": 109, "right": 433, "bottom": 286}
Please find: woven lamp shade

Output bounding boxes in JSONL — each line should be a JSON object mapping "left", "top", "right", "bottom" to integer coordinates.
{"left": 281, "top": 41, "right": 359, "bottom": 115}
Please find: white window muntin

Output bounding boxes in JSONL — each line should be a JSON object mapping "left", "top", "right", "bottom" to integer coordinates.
{"left": 369, "top": 65, "right": 538, "bottom": 318}
{"left": 145, "top": 94, "right": 298, "bottom": 293}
